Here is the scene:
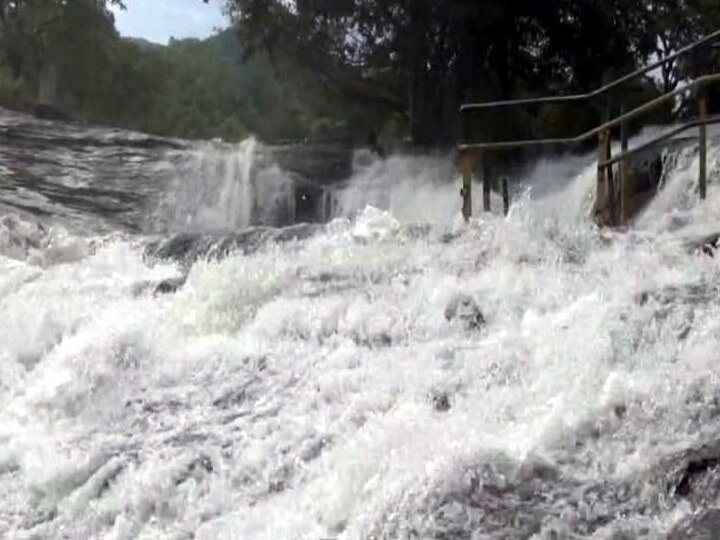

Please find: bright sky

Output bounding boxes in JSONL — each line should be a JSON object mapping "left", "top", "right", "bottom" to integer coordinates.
{"left": 111, "top": 0, "right": 228, "bottom": 45}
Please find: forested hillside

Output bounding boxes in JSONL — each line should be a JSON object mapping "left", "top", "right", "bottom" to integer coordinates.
{"left": 228, "top": 0, "right": 720, "bottom": 147}
{"left": 0, "top": 0, "right": 374, "bottom": 143}
{"left": 4, "top": 1, "right": 720, "bottom": 148}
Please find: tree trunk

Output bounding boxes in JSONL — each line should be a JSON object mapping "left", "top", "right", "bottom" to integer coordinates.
{"left": 407, "top": 0, "right": 450, "bottom": 147}
{"left": 38, "top": 62, "right": 58, "bottom": 103}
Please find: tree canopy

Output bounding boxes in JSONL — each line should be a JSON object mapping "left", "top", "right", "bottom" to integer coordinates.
{"left": 225, "top": 0, "right": 720, "bottom": 146}
{"left": 0, "top": 0, "right": 363, "bottom": 143}
{"left": 2, "top": 0, "right": 720, "bottom": 147}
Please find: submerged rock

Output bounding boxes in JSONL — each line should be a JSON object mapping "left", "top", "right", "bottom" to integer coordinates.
{"left": 174, "top": 454, "right": 214, "bottom": 487}
{"left": 271, "top": 222, "right": 323, "bottom": 244}
{"left": 154, "top": 276, "right": 187, "bottom": 295}
{"left": 672, "top": 439, "right": 720, "bottom": 499}
{"left": 701, "top": 243, "right": 717, "bottom": 258}
{"left": 444, "top": 293, "right": 486, "bottom": 330}
{"left": 429, "top": 391, "right": 452, "bottom": 412}
{"left": 668, "top": 509, "right": 720, "bottom": 539}
{"left": 439, "top": 232, "right": 460, "bottom": 244}
{"left": 131, "top": 275, "right": 187, "bottom": 296}
{"left": 145, "top": 223, "right": 324, "bottom": 267}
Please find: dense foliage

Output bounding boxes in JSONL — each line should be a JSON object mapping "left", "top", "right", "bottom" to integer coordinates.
{"left": 2, "top": 0, "right": 720, "bottom": 146}
{"left": 225, "top": 0, "right": 720, "bottom": 147}
{"left": 0, "top": 0, "right": 359, "bottom": 142}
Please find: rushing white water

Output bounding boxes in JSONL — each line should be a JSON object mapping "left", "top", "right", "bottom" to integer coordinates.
{"left": 152, "top": 138, "right": 259, "bottom": 232}
{"left": 2, "top": 128, "right": 720, "bottom": 539}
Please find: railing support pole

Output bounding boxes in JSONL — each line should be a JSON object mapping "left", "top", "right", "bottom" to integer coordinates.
{"left": 595, "top": 129, "right": 612, "bottom": 224}
{"left": 460, "top": 151, "right": 474, "bottom": 220}
{"left": 620, "top": 104, "right": 633, "bottom": 224}
{"left": 606, "top": 135, "right": 615, "bottom": 225}
{"left": 604, "top": 98, "right": 615, "bottom": 225}
{"left": 502, "top": 176, "right": 510, "bottom": 216}
{"left": 483, "top": 158, "right": 491, "bottom": 213}
{"left": 699, "top": 89, "right": 708, "bottom": 201}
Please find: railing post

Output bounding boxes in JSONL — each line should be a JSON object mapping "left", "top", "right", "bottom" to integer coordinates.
{"left": 502, "top": 176, "right": 510, "bottom": 216}
{"left": 595, "top": 128, "right": 612, "bottom": 224}
{"left": 460, "top": 150, "right": 474, "bottom": 220}
{"left": 606, "top": 135, "right": 615, "bottom": 225}
{"left": 699, "top": 87, "right": 708, "bottom": 201}
{"left": 604, "top": 96, "right": 615, "bottom": 225}
{"left": 483, "top": 157, "right": 491, "bottom": 213}
{"left": 620, "top": 104, "right": 633, "bottom": 224}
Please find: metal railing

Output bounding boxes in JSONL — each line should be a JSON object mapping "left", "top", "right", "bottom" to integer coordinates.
{"left": 458, "top": 29, "right": 720, "bottom": 225}
{"left": 461, "top": 28, "right": 720, "bottom": 114}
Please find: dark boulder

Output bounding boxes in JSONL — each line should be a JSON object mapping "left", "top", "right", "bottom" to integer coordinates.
{"left": 31, "top": 102, "right": 71, "bottom": 122}
{"left": 131, "top": 275, "right": 187, "bottom": 296}
{"left": 154, "top": 276, "right": 187, "bottom": 295}
{"left": 145, "top": 224, "right": 325, "bottom": 267}
{"left": 445, "top": 294, "right": 486, "bottom": 330}
{"left": 429, "top": 391, "right": 452, "bottom": 412}
{"left": 672, "top": 438, "right": 720, "bottom": 500}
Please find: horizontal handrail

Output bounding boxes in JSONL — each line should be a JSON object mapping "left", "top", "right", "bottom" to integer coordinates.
{"left": 459, "top": 73, "right": 720, "bottom": 152}
{"left": 600, "top": 114, "right": 720, "bottom": 168}
{"left": 460, "top": 28, "right": 720, "bottom": 112}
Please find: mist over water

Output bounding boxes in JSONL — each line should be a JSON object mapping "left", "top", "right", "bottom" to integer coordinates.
{"left": 3, "top": 118, "right": 720, "bottom": 539}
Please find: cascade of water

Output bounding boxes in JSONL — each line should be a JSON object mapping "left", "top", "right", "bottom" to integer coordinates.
{"left": 4, "top": 123, "right": 720, "bottom": 539}
{"left": 152, "top": 138, "right": 259, "bottom": 233}
{"left": 213, "top": 137, "right": 256, "bottom": 231}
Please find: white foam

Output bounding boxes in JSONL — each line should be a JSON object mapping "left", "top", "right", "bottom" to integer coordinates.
{"left": 2, "top": 134, "right": 720, "bottom": 538}
{"left": 152, "top": 138, "right": 259, "bottom": 232}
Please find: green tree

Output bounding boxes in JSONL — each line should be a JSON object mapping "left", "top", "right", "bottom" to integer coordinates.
{"left": 0, "top": 1, "right": 123, "bottom": 89}
{"left": 223, "top": 0, "right": 704, "bottom": 146}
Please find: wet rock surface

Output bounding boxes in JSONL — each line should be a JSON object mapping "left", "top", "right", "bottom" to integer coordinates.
{"left": 144, "top": 223, "right": 323, "bottom": 267}
{"left": 0, "top": 108, "right": 354, "bottom": 234}
{"left": 0, "top": 108, "right": 187, "bottom": 233}
{"left": 668, "top": 509, "right": 720, "bottom": 539}
{"left": 669, "top": 438, "right": 720, "bottom": 501}
{"left": 153, "top": 276, "right": 187, "bottom": 295}
{"left": 260, "top": 142, "right": 354, "bottom": 186}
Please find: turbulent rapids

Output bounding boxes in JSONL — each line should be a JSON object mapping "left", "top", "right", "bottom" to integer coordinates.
{"left": 3, "top": 108, "right": 720, "bottom": 539}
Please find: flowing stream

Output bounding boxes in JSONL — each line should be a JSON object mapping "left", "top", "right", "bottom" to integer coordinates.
{"left": 2, "top": 109, "right": 720, "bottom": 539}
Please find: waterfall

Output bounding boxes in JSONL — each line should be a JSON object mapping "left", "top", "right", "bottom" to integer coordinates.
{"left": 6, "top": 114, "right": 720, "bottom": 539}
{"left": 151, "top": 138, "right": 259, "bottom": 232}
